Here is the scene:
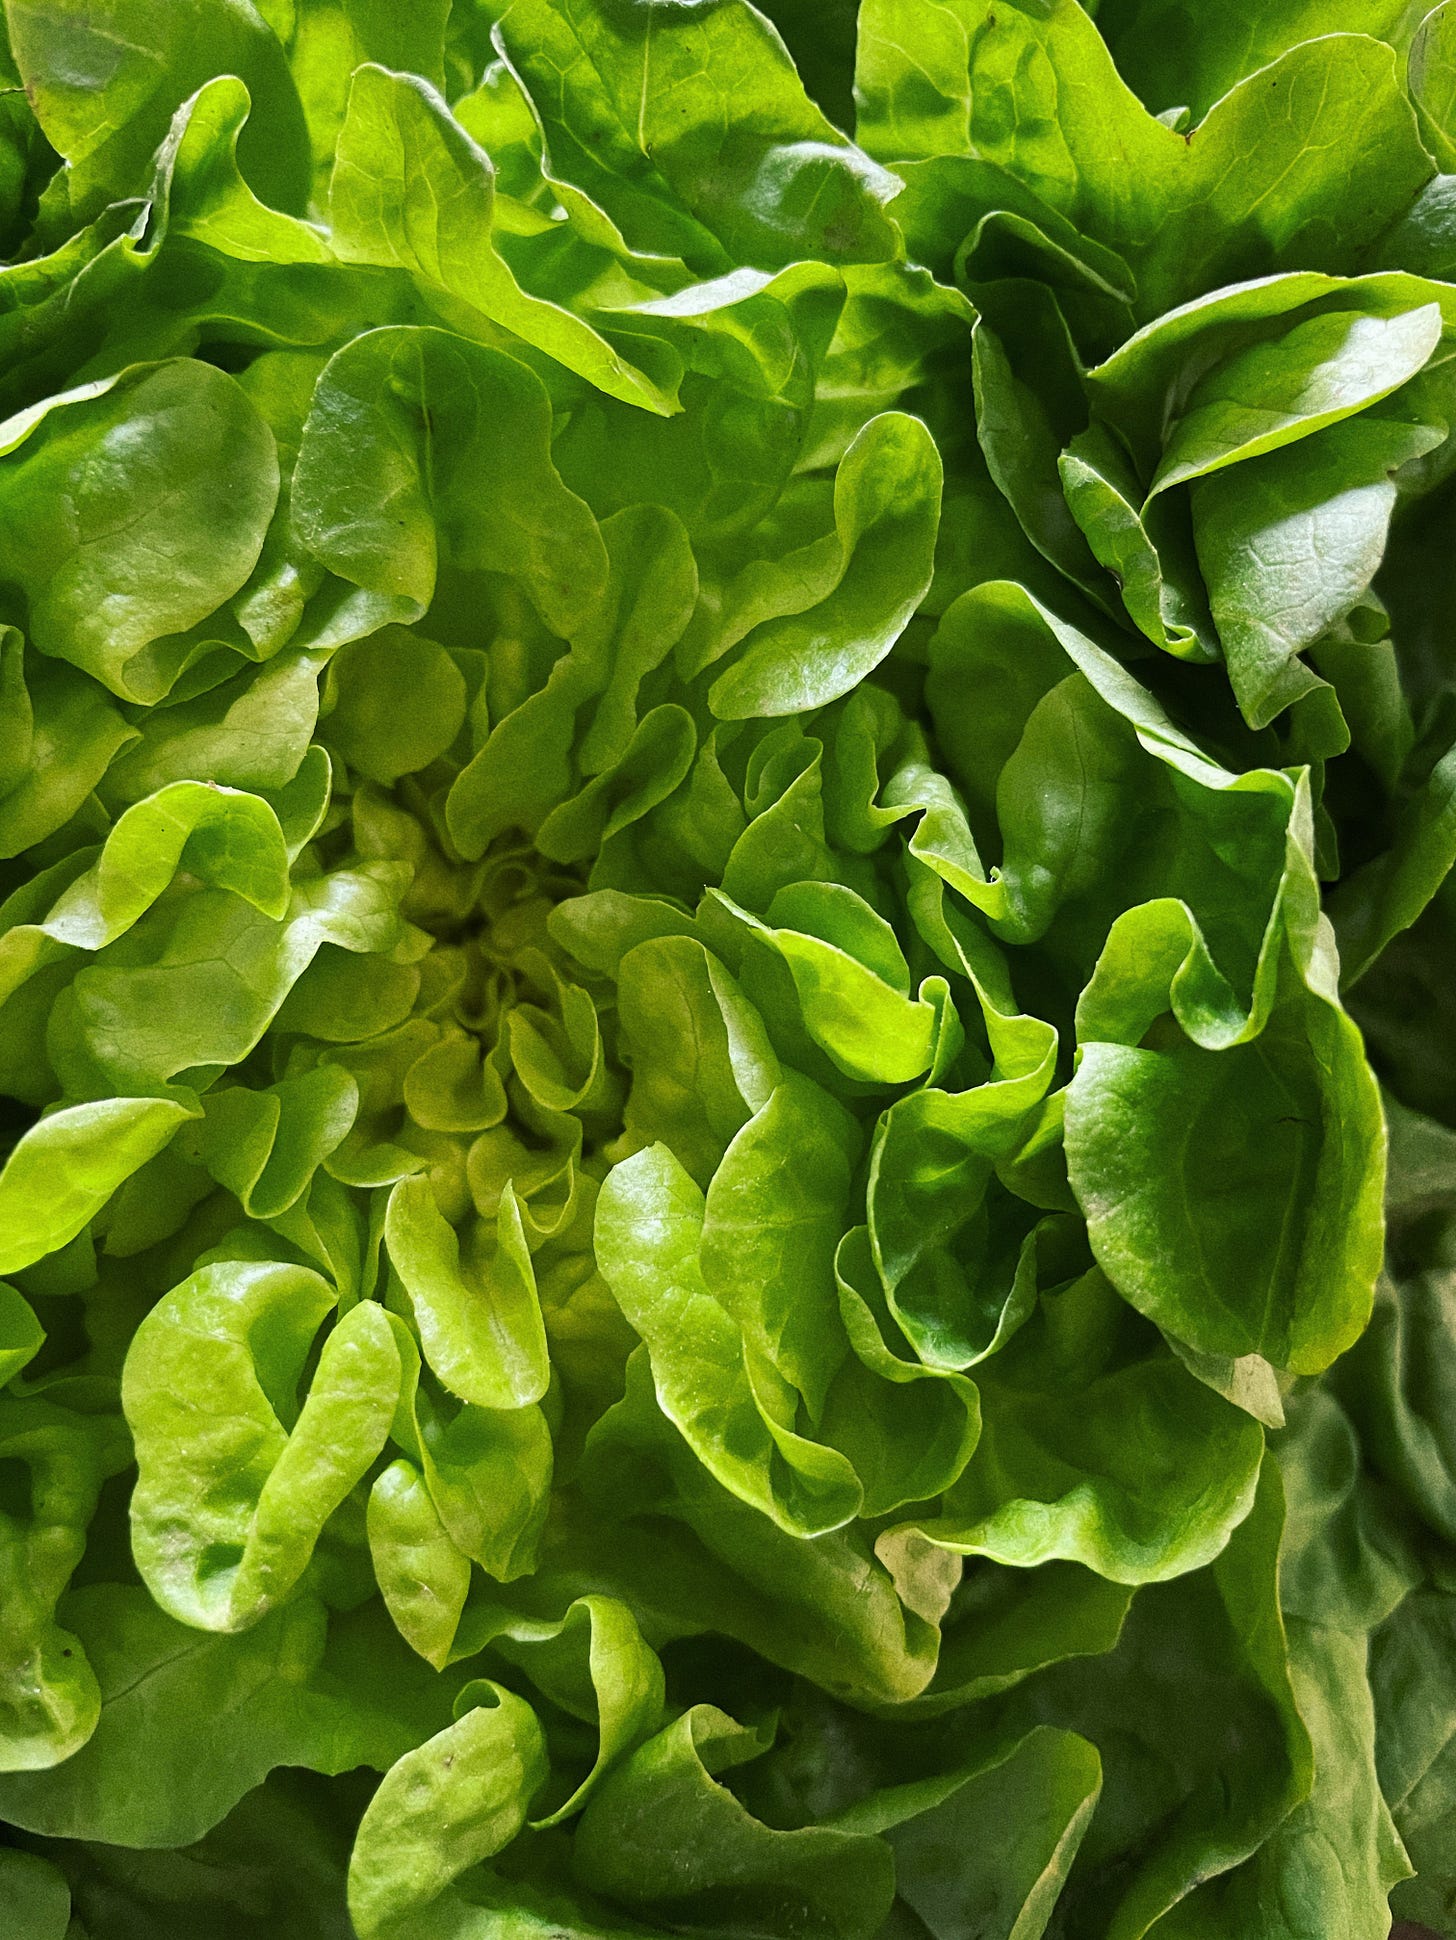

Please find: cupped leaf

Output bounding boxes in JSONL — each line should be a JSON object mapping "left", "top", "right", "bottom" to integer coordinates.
{"left": 101, "top": 647, "right": 323, "bottom": 802}
{"left": 707, "top": 412, "right": 942, "bottom": 718}
{"left": 0, "top": 1399, "right": 129, "bottom": 1771}
{"left": 36, "top": 780, "right": 292, "bottom": 951}
{"left": 909, "top": 1271, "right": 1265, "bottom": 1584}
{"left": 824, "top": 1226, "right": 981, "bottom": 1515}
{"left": 385, "top": 1175, "right": 550, "bottom": 1412}
{"left": 0, "top": 362, "right": 280, "bottom": 704}
{"left": 1066, "top": 950, "right": 1386, "bottom": 1377}
{"left": 0, "top": 654, "right": 139, "bottom": 860}
{"left": 491, "top": 0, "right": 901, "bottom": 272}
{"left": 1059, "top": 424, "right": 1217, "bottom": 661}
{"left": 331, "top": 64, "right": 677, "bottom": 415}
{"left": 194, "top": 1064, "right": 359, "bottom": 1220}
{"left": 1194, "top": 408, "right": 1446, "bottom": 728}
{"left": 594, "top": 1142, "right": 862, "bottom": 1535}
{"left": 293, "top": 325, "right": 608, "bottom": 637}
{"left": 7, "top": 0, "right": 311, "bottom": 228}
{"left": 51, "top": 859, "right": 411, "bottom": 1093}
{"left": 576, "top": 1351, "right": 941, "bottom": 1706}
{"left": 156, "top": 75, "right": 335, "bottom": 266}
{"left": 573, "top": 1705, "right": 896, "bottom": 1940}
{"left": 468, "top": 1595, "right": 666, "bottom": 1827}
{"left": 857, "top": 0, "right": 1434, "bottom": 318}
{"left": 0, "top": 1098, "right": 197, "bottom": 1277}
{"left": 347, "top": 1682, "right": 548, "bottom": 1938}
{"left": 124, "top": 1261, "right": 402, "bottom": 1630}
{"left": 726, "top": 881, "right": 944, "bottom": 1085}
{"left": 1151, "top": 303, "right": 1443, "bottom": 493}
{"left": 386, "top": 1310, "right": 554, "bottom": 1587}
{"left": 838, "top": 1724, "right": 1103, "bottom": 1940}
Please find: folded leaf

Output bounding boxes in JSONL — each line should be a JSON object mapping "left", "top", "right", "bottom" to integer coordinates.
{"left": 124, "top": 1262, "right": 401, "bottom": 1630}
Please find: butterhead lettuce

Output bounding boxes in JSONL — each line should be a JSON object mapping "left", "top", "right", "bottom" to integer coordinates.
{"left": 0, "top": 2, "right": 1453, "bottom": 1937}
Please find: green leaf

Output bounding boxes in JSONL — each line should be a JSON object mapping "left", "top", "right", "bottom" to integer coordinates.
{"left": 1410, "top": 0, "right": 1456, "bottom": 171}
{"left": 1094, "top": 0, "right": 1420, "bottom": 123}
{"left": 554, "top": 260, "right": 846, "bottom": 546}
{"left": 331, "top": 65, "right": 677, "bottom": 415}
{"left": 993, "top": 1461, "right": 1311, "bottom": 1938}
{"left": 839, "top": 1725, "right": 1102, "bottom": 1940}
{"left": 492, "top": 0, "right": 901, "bottom": 272}
{"left": 322, "top": 629, "right": 466, "bottom": 783}
{"left": 156, "top": 76, "right": 335, "bottom": 266}
{"left": 905, "top": 1560, "right": 1134, "bottom": 1716}
{"left": 124, "top": 1261, "right": 402, "bottom": 1630}
{"left": 0, "top": 1098, "right": 197, "bottom": 1277}
{"left": 295, "top": 325, "right": 607, "bottom": 640}
{"left": 1338, "top": 1263, "right": 1456, "bottom": 1548}
{"left": 1330, "top": 740, "right": 1456, "bottom": 983}
{"left": 385, "top": 1176, "right": 550, "bottom": 1411}
{"left": 0, "top": 655, "right": 139, "bottom": 859}
{"left": 367, "top": 1455, "right": 472, "bottom": 1671}
{"left": 1083, "top": 272, "right": 1455, "bottom": 457}
{"left": 1157, "top": 1621, "right": 1413, "bottom": 1940}
{"left": 286, "top": 0, "right": 451, "bottom": 197}
{"left": 617, "top": 935, "right": 780, "bottom": 1189}
{"left": 577, "top": 1351, "right": 941, "bottom": 1705}
{"left": 1193, "top": 409, "right": 1446, "bottom": 728}
{"left": 699, "top": 1071, "right": 859, "bottom": 1416}
{"left": 42, "top": 780, "right": 292, "bottom": 946}
{"left": 535, "top": 704, "right": 697, "bottom": 865}
{"left": 387, "top": 1313, "right": 554, "bottom": 1586}
{"left": 101, "top": 648, "right": 323, "bottom": 802}
{"left": 0, "top": 1590, "right": 458, "bottom": 1845}
{"left": 573, "top": 1706, "right": 896, "bottom": 1940}
{"left": 824, "top": 1225, "right": 981, "bottom": 1515}
{"left": 1372, "top": 1587, "right": 1456, "bottom": 1930}
{"left": 973, "top": 301, "right": 1106, "bottom": 597}
{"left": 0, "top": 1399, "right": 128, "bottom": 1771}
{"left": 0, "top": 0, "right": 1438, "bottom": 1924}
{"left": 7, "top": 0, "right": 311, "bottom": 228}
{"left": 0, "top": 1850, "right": 70, "bottom": 1939}
{"left": 735, "top": 881, "right": 943, "bottom": 1085}
{"left": 1066, "top": 954, "right": 1386, "bottom": 1377}
{"left": 857, "top": 0, "right": 1433, "bottom": 317}
{"left": 1151, "top": 304, "right": 1443, "bottom": 493}
{"left": 707, "top": 412, "right": 942, "bottom": 718}
{"left": 595, "top": 1142, "right": 862, "bottom": 1535}
{"left": 195, "top": 1065, "right": 359, "bottom": 1219}
{"left": 51, "top": 860, "right": 411, "bottom": 1093}
{"left": 0, "top": 1283, "right": 44, "bottom": 1387}
{"left": 911, "top": 1270, "right": 1265, "bottom": 1583}
{"left": 347, "top": 1682, "right": 548, "bottom": 1938}
{"left": 0, "top": 361, "right": 280, "bottom": 702}
{"left": 469, "top": 1595, "right": 666, "bottom": 1826}
{"left": 1059, "top": 424, "right": 1217, "bottom": 661}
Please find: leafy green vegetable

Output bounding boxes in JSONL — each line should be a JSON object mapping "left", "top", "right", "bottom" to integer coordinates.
{"left": 0, "top": 1, "right": 1453, "bottom": 1935}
